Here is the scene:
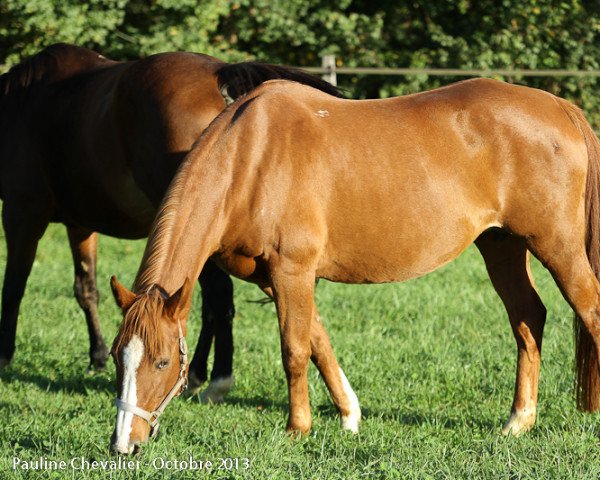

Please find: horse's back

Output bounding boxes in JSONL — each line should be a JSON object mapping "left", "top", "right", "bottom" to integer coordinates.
{"left": 216, "top": 79, "right": 588, "bottom": 284}
{"left": 0, "top": 47, "right": 228, "bottom": 237}
{"left": 70, "top": 52, "right": 227, "bottom": 233}
{"left": 113, "top": 52, "right": 226, "bottom": 204}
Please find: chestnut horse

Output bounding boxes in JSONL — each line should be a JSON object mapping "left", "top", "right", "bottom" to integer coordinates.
{"left": 111, "top": 77, "right": 600, "bottom": 452}
{"left": 0, "top": 44, "right": 346, "bottom": 400}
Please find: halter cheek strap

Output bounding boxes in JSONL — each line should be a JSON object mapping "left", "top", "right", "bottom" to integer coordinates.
{"left": 115, "top": 319, "right": 188, "bottom": 433}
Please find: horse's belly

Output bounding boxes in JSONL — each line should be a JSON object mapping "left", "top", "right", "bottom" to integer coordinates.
{"left": 318, "top": 242, "right": 467, "bottom": 283}
{"left": 57, "top": 175, "right": 157, "bottom": 238}
{"left": 317, "top": 213, "right": 494, "bottom": 284}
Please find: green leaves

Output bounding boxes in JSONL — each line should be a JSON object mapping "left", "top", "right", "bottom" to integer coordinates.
{"left": 1, "top": 1, "right": 599, "bottom": 127}
{"left": 0, "top": 0, "right": 127, "bottom": 66}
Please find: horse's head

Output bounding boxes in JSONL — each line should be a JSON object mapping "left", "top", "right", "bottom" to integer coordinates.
{"left": 109, "top": 276, "right": 192, "bottom": 455}
{"left": 0, "top": 43, "right": 112, "bottom": 97}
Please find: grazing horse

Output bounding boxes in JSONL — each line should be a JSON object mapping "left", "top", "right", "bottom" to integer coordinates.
{"left": 0, "top": 43, "right": 348, "bottom": 402}
{"left": 111, "top": 76, "right": 600, "bottom": 452}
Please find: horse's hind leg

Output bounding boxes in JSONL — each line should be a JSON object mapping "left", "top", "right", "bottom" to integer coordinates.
{"left": 527, "top": 235, "right": 600, "bottom": 413}
{"left": 475, "top": 232, "right": 547, "bottom": 436}
{"left": 67, "top": 227, "right": 108, "bottom": 370}
{"left": 0, "top": 204, "right": 50, "bottom": 368}
{"left": 188, "top": 260, "right": 235, "bottom": 403}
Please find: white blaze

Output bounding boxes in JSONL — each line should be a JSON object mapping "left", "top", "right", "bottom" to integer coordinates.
{"left": 114, "top": 335, "right": 144, "bottom": 452}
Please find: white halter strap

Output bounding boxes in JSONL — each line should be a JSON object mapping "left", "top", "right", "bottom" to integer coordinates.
{"left": 115, "top": 319, "right": 188, "bottom": 432}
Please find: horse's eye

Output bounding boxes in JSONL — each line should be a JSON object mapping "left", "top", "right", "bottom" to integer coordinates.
{"left": 156, "top": 359, "right": 169, "bottom": 370}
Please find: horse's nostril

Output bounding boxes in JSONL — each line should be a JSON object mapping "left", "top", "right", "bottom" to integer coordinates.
{"left": 110, "top": 442, "right": 134, "bottom": 455}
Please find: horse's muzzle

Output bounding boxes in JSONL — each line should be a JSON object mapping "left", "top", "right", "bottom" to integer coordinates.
{"left": 110, "top": 430, "right": 143, "bottom": 455}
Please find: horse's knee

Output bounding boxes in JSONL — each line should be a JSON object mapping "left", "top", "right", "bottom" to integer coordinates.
{"left": 282, "top": 346, "right": 310, "bottom": 375}
{"left": 73, "top": 274, "right": 99, "bottom": 308}
{"left": 201, "top": 301, "right": 234, "bottom": 325}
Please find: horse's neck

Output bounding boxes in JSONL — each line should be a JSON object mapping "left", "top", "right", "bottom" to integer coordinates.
{"left": 133, "top": 146, "right": 231, "bottom": 295}
{"left": 1, "top": 44, "right": 114, "bottom": 101}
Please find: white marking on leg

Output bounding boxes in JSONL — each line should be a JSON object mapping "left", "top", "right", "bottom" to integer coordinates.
{"left": 339, "top": 368, "right": 361, "bottom": 433}
{"left": 200, "top": 374, "right": 234, "bottom": 404}
{"left": 114, "top": 335, "right": 144, "bottom": 453}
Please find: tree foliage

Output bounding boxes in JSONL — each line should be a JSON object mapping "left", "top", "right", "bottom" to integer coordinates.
{"left": 1, "top": 1, "right": 599, "bottom": 125}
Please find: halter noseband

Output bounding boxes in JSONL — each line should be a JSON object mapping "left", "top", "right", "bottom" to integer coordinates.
{"left": 114, "top": 319, "right": 188, "bottom": 435}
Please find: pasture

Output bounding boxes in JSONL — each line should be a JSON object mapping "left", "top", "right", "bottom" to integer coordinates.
{"left": 0, "top": 222, "right": 599, "bottom": 479}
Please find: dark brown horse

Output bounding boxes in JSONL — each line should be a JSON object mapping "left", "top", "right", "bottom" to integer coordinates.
{"left": 111, "top": 77, "right": 600, "bottom": 452}
{"left": 0, "top": 44, "right": 345, "bottom": 401}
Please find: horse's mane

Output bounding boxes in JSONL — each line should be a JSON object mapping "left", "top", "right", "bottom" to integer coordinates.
{"left": 0, "top": 43, "right": 109, "bottom": 95}
{"left": 216, "top": 61, "right": 344, "bottom": 101}
{"left": 112, "top": 286, "right": 169, "bottom": 360}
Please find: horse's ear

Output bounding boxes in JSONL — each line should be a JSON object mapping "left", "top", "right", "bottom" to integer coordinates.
{"left": 110, "top": 276, "right": 136, "bottom": 311}
{"left": 165, "top": 277, "right": 193, "bottom": 318}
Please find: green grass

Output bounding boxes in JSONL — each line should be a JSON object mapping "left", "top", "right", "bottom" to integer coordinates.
{"left": 0, "top": 223, "right": 599, "bottom": 479}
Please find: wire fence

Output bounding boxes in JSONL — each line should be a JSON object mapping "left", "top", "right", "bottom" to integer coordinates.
{"left": 303, "top": 55, "right": 600, "bottom": 86}
{"left": 3, "top": 54, "right": 600, "bottom": 85}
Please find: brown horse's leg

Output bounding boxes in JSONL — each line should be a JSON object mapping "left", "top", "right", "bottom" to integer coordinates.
{"left": 310, "top": 312, "right": 361, "bottom": 432}
{"left": 475, "top": 232, "right": 546, "bottom": 436}
{"left": 528, "top": 237, "right": 600, "bottom": 411}
{"left": 67, "top": 227, "right": 108, "bottom": 370}
{"left": 188, "top": 261, "right": 235, "bottom": 403}
{"left": 271, "top": 267, "right": 315, "bottom": 434}
{"left": 260, "top": 285, "right": 361, "bottom": 431}
{"left": 0, "top": 205, "right": 50, "bottom": 368}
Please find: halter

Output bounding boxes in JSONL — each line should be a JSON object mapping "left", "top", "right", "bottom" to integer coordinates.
{"left": 114, "top": 319, "right": 188, "bottom": 436}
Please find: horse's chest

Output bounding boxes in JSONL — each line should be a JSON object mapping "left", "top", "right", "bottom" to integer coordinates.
{"left": 56, "top": 172, "right": 157, "bottom": 237}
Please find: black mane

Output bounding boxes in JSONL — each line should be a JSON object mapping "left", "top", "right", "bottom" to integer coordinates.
{"left": 216, "top": 61, "right": 344, "bottom": 101}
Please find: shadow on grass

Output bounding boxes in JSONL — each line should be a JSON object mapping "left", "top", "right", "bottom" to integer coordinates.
{"left": 188, "top": 394, "right": 500, "bottom": 432}
{"left": 190, "top": 393, "right": 290, "bottom": 413}
{"left": 0, "top": 358, "right": 113, "bottom": 395}
{"left": 361, "top": 405, "right": 499, "bottom": 431}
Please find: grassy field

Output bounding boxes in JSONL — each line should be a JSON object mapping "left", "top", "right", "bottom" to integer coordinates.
{"left": 0, "top": 222, "right": 599, "bottom": 479}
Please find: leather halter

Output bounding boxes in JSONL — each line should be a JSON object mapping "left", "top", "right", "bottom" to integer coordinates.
{"left": 114, "top": 319, "right": 188, "bottom": 435}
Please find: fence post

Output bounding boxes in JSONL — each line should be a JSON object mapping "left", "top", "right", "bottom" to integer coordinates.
{"left": 321, "top": 54, "right": 337, "bottom": 86}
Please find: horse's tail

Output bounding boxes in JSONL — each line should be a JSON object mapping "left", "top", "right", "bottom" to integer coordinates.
{"left": 563, "top": 99, "right": 600, "bottom": 411}
{"left": 215, "top": 61, "right": 343, "bottom": 103}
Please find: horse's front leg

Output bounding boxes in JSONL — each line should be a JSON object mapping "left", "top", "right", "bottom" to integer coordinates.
{"left": 67, "top": 227, "right": 108, "bottom": 370}
{"left": 188, "top": 260, "right": 235, "bottom": 402}
{"left": 0, "top": 203, "right": 50, "bottom": 368}
{"left": 310, "top": 313, "right": 361, "bottom": 432}
{"left": 271, "top": 264, "right": 315, "bottom": 435}
{"left": 261, "top": 285, "right": 361, "bottom": 432}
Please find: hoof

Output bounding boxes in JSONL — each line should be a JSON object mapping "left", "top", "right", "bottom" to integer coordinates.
{"left": 88, "top": 358, "right": 108, "bottom": 373}
{"left": 200, "top": 375, "right": 234, "bottom": 404}
{"left": 285, "top": 422, "right": 311, "bottom": 439}
{"left": 89, "top": 348, "right": 109, "bottom": 372}
{"left": 501, "top": 408, "right": 536, "bottom": 436}
{"left": 183, "top": 371, "right": 206, "bottom": 397}
{"left": 341, "top": 409, "right": 361, "bottom": 433}
{"left": 0, "top": 357, "right": 11, "bottom": 370}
